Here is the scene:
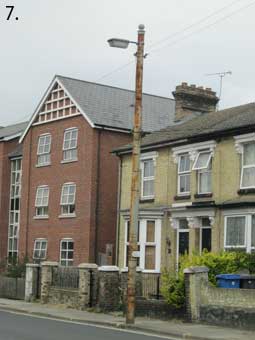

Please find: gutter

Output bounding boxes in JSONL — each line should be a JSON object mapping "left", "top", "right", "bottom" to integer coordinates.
{"left": 94, "top": 123, "right": 131, "bottom": 134}
{"left": 113, "top": 122, "right": 255, "bottom": 156}
{"left": 113, "top": 138, "right": 188, "bottom": 156}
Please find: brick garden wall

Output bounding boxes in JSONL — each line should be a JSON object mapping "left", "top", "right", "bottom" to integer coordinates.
{"left": 184, "top": 266, "right": 255, "bottom": 330}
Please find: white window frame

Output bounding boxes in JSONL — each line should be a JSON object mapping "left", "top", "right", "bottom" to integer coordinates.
{"left": 177, "top": 154, "right": 191, "bottom": 196}
{"left": 124, "top": 219, "right": 161, "bottom": 273}
{"left": 8, "top": 158, "right": 22, "bottom": 261}
{"left": 224, "top": 215, "right": 248, "bottom": 250}
{"left": 60, "top": 239, "right": 74, "bottom": 266}
{"left": 62, "top": 127, "right": 78, "bottom": 162}
{"left": 60, "top": 183, "right": 76, "bottom": 216}
{"left": 35, "top": 185, "right": 49, "bottom": 217}
{"left": 37, "top": 133, "right": 51, "bottom": 166}
{"left": 141, "top": 159, "right": 155, "bottom": 199}
{"left": 192, "top": 150, "right": 212, "bottom": 170}
{"left": 33, "top": 239, "right": 47, "bottom": 260}
{"left": 240, "top": 143, "right": 255, "bottom": 189}
{"left": 197, "top": 159, "right": 212, "bottom": 194}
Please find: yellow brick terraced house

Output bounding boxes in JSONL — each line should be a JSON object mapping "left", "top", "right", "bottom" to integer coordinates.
{"left": 114, "top": 83, "right": 255, "bottom": 274}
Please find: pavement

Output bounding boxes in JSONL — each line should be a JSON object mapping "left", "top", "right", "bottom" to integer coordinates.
{"left": 0, "top": 298, "right": 253, "bottom": 340}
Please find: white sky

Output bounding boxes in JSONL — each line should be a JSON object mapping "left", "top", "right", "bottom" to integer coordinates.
{"left": 1, "top": 0, "right": 255, "bottom": 125}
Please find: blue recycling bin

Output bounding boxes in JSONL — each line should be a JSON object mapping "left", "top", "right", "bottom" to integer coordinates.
{"left": 216, "top": 274, "right": 240, "bottom": 288}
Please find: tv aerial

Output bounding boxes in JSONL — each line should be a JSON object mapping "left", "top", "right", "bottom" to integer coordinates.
{"left": 205, "top": 71, "right": 232, "bottom": 109}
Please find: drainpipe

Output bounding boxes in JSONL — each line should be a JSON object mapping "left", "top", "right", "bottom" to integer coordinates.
{"left": 94, "top": 129, "right": 101, "bottom": 264}
{"left": 25, "top": 130, "right": 32, "bottom": 258}
{"left": 115, "top": 156, "right": 123, "bottom": 266}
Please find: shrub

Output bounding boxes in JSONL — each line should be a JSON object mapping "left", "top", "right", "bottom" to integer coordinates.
{"left": 4, "top": 256, "right": 29, "bottom": 278}
{"left": 161, "top": 251, "right": 255, "bottom": 308}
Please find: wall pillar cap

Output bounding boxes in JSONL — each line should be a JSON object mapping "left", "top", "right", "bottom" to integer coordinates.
{"left": 26, "top": 263, "right": 40, "bottom": 268}
{"left": 120, "top": 268, "right": 128, "bottom": 273}
{"left": 41, "top": 261, "right": 59, "bottom": 267}
{"left": 183, "top": 266, "right": 209, "bottom": 274}
{"left": 99, "top": 265, "right": 119, "bottom": 272}
{"left": 78, "top": 263, "right": 98, "bottom": 269}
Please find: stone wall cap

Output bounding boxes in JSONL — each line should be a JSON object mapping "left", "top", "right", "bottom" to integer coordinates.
{"left": 78, "top": 263, "right": 98, "bottom": 269}
{"left": 120, "top": 268, "right": 128, "bottom": 272}
{"left": 120, "top": 268, "right": 142, "bottom": 273}
{"left": 99, "top": 265, "right": 119, "bottom": 272}
{"left": 41, "top": 261, "right": 59, "bottom": 267}
{"left": 183, "top": 266, "right": 209, "bottom": 274}
{"left": 26, "top": 263, "right": 40, "bottom": 267}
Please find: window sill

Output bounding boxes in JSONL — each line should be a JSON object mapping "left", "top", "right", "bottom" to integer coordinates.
{"left": 194, "top": 193, "right": 213, "bottom": 199}
{"left": 61, "top": 159, "right": 78, "bottom": 164}
{"left": 36, "top": 163, "right": 51, "bottom": 168}
{"left": 140, "top": 198, "right": 155, "bottom": 203}
{"left": 33, "top": 216, "right": 49, "bottom": 220}
{"left": 174, "top": 195, "right": 191, "bottom": 201}
{"left": 121, "top": 267, "right": 160, "bottom": 273}
{"left": 238, "top": 188, "right": 255, "bottom": 195}
{"left": 58, "top": 214, "right": 76, "bottom": 219}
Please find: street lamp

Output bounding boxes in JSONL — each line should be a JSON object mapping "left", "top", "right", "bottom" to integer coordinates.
{"left": 108, "top": 24, "right": 145, "bottom": 324}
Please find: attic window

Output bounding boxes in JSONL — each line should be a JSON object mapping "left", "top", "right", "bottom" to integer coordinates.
{"left": 192, "top": 151, "right": 212, "bottom": 170}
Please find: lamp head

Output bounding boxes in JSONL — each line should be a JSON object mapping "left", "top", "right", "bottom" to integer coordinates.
{"left": 107, "top": 38, "right": 130, "bottom": 49}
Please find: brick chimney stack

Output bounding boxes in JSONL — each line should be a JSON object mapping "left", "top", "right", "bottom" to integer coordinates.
{"left": 172, "top": 82, "right": 219, "bottom": 121}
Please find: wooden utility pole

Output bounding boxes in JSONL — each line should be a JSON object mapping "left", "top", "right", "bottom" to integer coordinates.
{"left": 126, "top": 24, "right": 145, "bottom": 325}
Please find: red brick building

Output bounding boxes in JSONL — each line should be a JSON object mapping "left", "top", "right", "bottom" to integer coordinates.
{"left": 7, "top": 75, "right": 175, "bottom": 266}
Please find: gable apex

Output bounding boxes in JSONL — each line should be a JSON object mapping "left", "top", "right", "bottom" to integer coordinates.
{"left": 19, "top": 76, "right": 95, "bottom": 143}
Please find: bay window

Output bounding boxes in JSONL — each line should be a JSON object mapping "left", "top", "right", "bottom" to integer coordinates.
{"left": 241, "top": 142, "right": 255, "bottom": 188}
{"left": 225, "top": 215, "right": 255, "bottom": 252}
{"left": 124, "top": 219, "right": 161, "bottom": 272}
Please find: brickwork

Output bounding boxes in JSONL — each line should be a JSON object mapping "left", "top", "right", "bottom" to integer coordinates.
{"left": 19, "top": 113, "right": 131, "bottom": 265}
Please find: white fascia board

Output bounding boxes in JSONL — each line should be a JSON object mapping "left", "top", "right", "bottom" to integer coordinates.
{"left": 172, "top": 140, "right": 216, "bottom": 155}
{"left": 234, "top": 132, "right": 255, "bottom": 143}
{"left": 19, "top": 76, "right": 59, "bottom": 143}
{"left": 57, "top": 77, "right": 95, "bottom": 129}
{"left": 19, "top": 76, "right": 95, "bottom": 144}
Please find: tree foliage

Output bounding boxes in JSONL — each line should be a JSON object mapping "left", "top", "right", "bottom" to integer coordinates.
{"left": 161, "top": 251, "right": 255, "bottom": 308}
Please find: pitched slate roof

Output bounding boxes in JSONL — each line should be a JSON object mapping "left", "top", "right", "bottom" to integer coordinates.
{"left": 57, "top": 75, "right": 175, "bottom": 132}
{"left": 8, "top": 144, "right": 23, "bottom": 158}
{"left": 115, "top": 102, "right": 255, "bottom": 153}
{"left": 0, "top": 121, "right": 28, "bottom": 141}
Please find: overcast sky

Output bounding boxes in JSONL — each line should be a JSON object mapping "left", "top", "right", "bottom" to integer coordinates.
{"left": 1, "top": 0, "right": 255, "bottom": 125}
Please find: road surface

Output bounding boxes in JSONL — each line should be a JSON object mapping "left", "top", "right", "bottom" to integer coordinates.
{"left": 0, "top": 310, "right": 174, "bottom": 340}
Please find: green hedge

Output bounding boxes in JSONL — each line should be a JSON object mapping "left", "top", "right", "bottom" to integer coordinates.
{"left": 161, "top": 251, "right": 255, "bottom": 308}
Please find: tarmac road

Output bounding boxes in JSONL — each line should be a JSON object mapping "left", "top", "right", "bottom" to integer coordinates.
{"left": 0, "top": 310, "right": 176, "bottom": 340}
